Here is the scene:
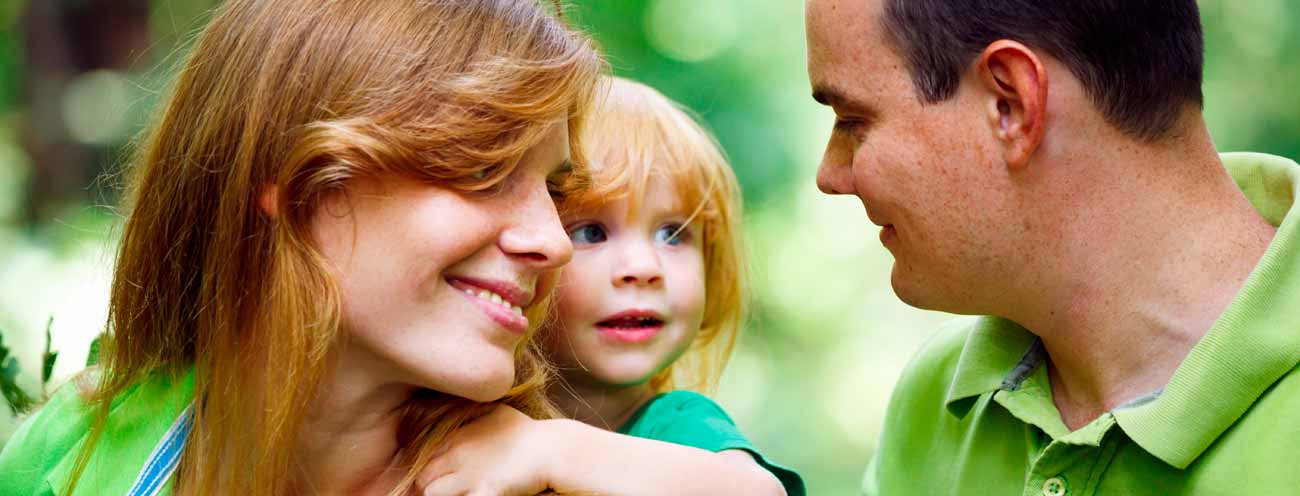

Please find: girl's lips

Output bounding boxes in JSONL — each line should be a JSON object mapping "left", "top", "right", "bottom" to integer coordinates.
{"left": 594, "top": 309, "right": 667, "bottom": 344}
{"left": 595, "top": 323, "right": 665, "bottom": 344}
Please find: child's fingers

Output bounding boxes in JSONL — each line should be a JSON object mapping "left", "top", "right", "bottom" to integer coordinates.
{"left": 421, "top": 473, "right": 504, "bottom": 496}
{"left": 420, "top": 471, "right": 466, "bottom": 496}
{"left": 416, "top": 452, "right": 457, "bottom": 490}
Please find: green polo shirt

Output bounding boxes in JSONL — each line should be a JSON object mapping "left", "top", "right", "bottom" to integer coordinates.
{"left": 0, "top": 369, "right": 193, "bottom": 496}
{"left": 863, "top": 152, "right": 1300, "bottom": 496}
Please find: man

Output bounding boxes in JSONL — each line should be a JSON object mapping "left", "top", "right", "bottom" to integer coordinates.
{"left": 806, "top": 0, "right": 1300, "bottom": 494}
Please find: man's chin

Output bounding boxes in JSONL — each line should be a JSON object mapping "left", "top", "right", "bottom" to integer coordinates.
{"left": 890, "top": 270, "right": 945, "bottom": 311}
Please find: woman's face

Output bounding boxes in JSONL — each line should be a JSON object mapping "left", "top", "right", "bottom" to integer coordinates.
{"left": 312, "top": 122, "right": 574, "bottom": 402}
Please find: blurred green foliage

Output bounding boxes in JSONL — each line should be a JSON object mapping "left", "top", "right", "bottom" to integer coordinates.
{"left": 0, "top": 318, "right": 58, "bottom": 416}
{"left": 0, "top": 0, "right": 1296, "bottom": 493}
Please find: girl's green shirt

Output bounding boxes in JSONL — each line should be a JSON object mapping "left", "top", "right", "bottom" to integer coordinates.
{"left": 617, "top": 390, "right": 807, "bottom": 496}
{"left": 0, "top": 370, "right": 194, "bottom": 496}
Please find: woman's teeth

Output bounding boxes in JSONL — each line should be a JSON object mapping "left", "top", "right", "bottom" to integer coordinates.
{"left": 462, "top": 287, "right": 523, "bottom": 316}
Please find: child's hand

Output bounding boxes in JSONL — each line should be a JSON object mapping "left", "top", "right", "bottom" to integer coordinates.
{"left": 417, "top": 405, "right": 556, "bottom": 496}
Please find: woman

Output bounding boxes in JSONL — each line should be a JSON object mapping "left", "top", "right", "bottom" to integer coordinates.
{"left": 0, "top": 0, "right": 602, "bottom": 494}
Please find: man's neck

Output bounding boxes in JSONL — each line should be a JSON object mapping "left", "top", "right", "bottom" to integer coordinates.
{"left": 548, "top": 375, "right": 657, "bottom": 431}
{"left": 1007, "top": 126, "right": 1277, "bottom": 430}
{"left": 293, "top": 346, "right": 416, "bottom": 495}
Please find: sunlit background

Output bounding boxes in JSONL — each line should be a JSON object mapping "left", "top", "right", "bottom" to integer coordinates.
{"left": 1, "top": 1, "right": 1297, "bottom": 493}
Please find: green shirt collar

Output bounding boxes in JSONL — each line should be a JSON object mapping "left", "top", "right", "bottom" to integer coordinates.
{"left": 943, "top": 316, "right": 1036, "bottom": 418}
{"left": 943, "top": 152, "right": 1300, "bottom": 469}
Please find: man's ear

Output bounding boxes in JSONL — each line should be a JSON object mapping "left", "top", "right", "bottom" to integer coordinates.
{"left": 976, "top": 40, "right": 1048, "bottom": 170}
{"left": 258, "top": 184, "right": 279, "bottom": 218}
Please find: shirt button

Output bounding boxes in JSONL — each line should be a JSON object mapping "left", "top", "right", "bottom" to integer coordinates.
{"left": 1042, "top": 477, "right": 1067, "bottom": 496}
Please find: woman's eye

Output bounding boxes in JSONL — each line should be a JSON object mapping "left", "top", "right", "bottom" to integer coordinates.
{"left": 569, "top": 224, "right": 607, "bottom": 244}
{"left": 654, "top": 224, "right": 686, "bottom": 246}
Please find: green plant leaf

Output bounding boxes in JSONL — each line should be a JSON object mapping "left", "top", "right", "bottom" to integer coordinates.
{"left": 1, "top": 356, "right": 35, "bottom": 416}
{"left": 1, "top": 328, "right": 37, "bottom": 415}
{"left": 86, "top": 333, "right": 103, "bottom": 367}
{"left": 42, "top": 316, "right": 57, "bottom": 386}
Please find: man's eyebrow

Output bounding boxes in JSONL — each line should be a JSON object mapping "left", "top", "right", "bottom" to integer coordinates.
{"left": 812, "top": 84, "right": 879, "bottom": 121}
{"left": 813, "top": 85, "right": 872, "bottom": 111}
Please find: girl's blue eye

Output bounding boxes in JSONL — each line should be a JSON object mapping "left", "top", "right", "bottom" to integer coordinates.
{"left": 569, "top": 224, "right": 607, "bottom": 244}
{"left": 654, "top": 224, "right": 685, "bottom": 246}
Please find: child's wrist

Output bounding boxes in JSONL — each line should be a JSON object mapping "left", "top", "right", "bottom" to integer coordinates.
{"left": 531, "top": 418, "right": 578, "bottom": 485}
{"left": 533, "top": 418, "right": 595, "bottom": 489}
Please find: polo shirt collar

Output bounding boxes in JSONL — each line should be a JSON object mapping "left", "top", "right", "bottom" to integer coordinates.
{"left": 944, "top": 316, "right": 1037, "bottom": 417}
{"left": 1114, "top": 152, "right": 1300, "bottom": 468}
{"left": 942, "top": 153, "right": 1300, "bottom": 470}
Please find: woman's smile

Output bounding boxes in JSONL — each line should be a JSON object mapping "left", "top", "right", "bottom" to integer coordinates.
{"left": 448, "top": 276, "right": 531, "bottom": 334}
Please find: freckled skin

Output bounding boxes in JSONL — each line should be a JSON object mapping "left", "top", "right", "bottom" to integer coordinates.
{"left": 805, "top": 0, "right": 1279, "bottom": 429}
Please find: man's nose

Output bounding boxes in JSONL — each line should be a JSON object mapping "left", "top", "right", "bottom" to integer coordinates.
{"left": 816, "top": 156, "right": 849, "bottom": 195}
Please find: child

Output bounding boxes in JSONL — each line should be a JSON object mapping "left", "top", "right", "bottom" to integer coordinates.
{"left": 419, "top": 77, "right": 805, "bottom": 496}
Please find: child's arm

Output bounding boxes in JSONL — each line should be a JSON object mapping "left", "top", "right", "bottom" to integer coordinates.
{"left": 418, "top": 405, "right": 787, "bottom": 496}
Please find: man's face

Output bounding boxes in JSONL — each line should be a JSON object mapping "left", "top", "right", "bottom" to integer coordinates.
{"left": 806, "top": 0, "right": 1023, "bottom": 313}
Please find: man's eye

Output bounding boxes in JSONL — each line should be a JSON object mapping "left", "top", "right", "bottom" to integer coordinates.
{"left": 654, "top": 223, "right": 686, "bottom": 246}
{"left": 569, "top": 223, "right": 607, "bottom": 244}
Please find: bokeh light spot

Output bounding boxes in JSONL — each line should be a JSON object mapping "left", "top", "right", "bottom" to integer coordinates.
{"left": 646, "top": 0, "right": 739, "bottom": 62}
{"left": 61, "top": 70, "right": 134, "bottom": 146}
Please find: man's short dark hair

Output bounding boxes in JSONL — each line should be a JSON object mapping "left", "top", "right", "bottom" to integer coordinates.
{"left": 882, "top": 0, "right": 1204, "bottom": 141}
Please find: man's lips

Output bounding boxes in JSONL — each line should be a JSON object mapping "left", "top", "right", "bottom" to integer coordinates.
{"left": 880, "top": 224, "right": 897, "bottom": 239}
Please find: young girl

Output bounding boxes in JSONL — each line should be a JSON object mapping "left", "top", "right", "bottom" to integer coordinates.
{"left": 419, "top": 77, "right": 805, "bottom": 496}
{"left": 0, "top": 1, "right": 601, "bottom": 494}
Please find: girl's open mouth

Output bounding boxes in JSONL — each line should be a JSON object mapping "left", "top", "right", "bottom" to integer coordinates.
{"left": 595, "top": 310, "right": 666, "bottom": 343}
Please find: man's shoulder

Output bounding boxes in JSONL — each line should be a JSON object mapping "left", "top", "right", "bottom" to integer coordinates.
{"left": 863, "top": 316, "right": 999, "bottom": 496}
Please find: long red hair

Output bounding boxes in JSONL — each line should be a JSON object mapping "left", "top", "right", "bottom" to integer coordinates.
{"left": 71, "top": 1, "right": 603, "bottom": 493}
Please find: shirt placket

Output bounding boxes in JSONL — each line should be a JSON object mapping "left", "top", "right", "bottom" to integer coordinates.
{"left": 991, "top": 343, "right": 1125, "bottom": 496}
{"left": 1019, "top": 422, "right": 1123, "bottom": 496}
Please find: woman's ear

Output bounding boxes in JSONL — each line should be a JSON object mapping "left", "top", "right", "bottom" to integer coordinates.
{"left": 258, "top": 184, "right": 279, "bottom": 218}
{"left": 976, "top": 40, "right": 1048, "bottom": 170}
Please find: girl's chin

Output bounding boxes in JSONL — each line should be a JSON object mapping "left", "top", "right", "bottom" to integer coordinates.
{"left": 584, "top": 363, "right": 671, "bottom": 388}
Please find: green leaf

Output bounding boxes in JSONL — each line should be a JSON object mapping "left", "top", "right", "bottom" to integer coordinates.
{"left": 1, "top": 356, "right": 35, "bottom": 416}
{"left": 41, "top": 316, "right": 57, "bottom": 386}
{"left": 0, "top": 327, "right": 38, "bottom": 415}
{"left": 86, "top": 333, "right": 103, "bottom": 367}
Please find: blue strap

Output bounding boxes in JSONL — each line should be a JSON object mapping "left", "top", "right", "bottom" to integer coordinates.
{"left": 126, "top": 402, "right": 194, "bottom": 496}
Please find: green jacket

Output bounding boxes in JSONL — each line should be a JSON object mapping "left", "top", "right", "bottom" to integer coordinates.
{"left": 0, "top": 370, "right": 193, "bottom": 496}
